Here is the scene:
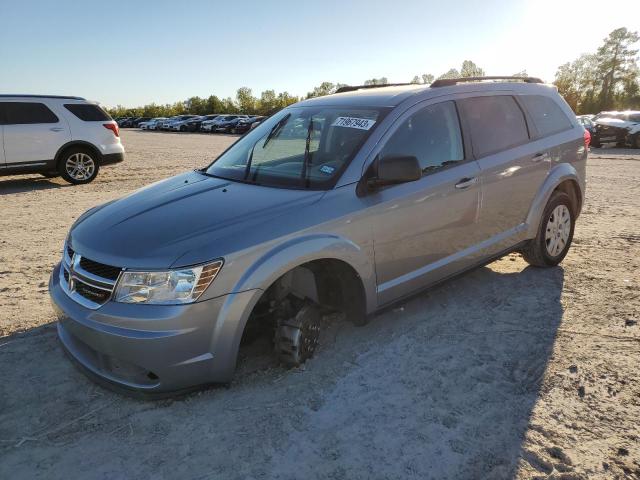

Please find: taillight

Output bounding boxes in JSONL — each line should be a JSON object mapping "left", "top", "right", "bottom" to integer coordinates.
{"left": 583, "top": 129, "right": 591, "bottom": 148}
{"left": 103, "top": 123, "right": 119, "bottom": 137}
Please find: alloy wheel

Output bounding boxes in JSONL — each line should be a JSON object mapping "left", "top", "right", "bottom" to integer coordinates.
{"left": 545, "top": 205, "right": 571, "bottom": 257}
{"left": 65, "top": 153, "right": 95, "bottom": 181}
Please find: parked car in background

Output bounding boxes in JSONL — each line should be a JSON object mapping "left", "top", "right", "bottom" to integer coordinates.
{"left": 50, "top": 77, "right": 587, "bottom": 395}
{"left": 120, "top": 117, "right": 146, "bottom": 128}
{"left": 148, "top": 117, "right": 167, "bottom": 130}
{"left": 212, "top": 115, "right": 249, "bottom": 133}
{"left": 132, "top": 117, "right": 151, "bottom": 128}
{"left": 576, "top": 115, "right": 596, "bottom": 139}
{"left": 250, "top": 116, "right": 267, "bottom": 130}
{"left": 117, "top": 117, "right": 133, "bottom": 127}
{"left": 0, "top": 94, "right": 124, "bottom": 184}
{"left": 159, "top": 116, "right": 181, "bottom": 130}
{"left": 139, "top": 117, "right": 166, "bottom": 130}
{"left": 167, "top": 115, "right": 201, "bottom": 132}
{"left": 232, "top": 116, "right": 266, "bottom": 134}
{"left": 591, "top": 110, "right": 640, "bottom": 148}
{"left": 190, "top": 114, "right": 221, "bottom": 132}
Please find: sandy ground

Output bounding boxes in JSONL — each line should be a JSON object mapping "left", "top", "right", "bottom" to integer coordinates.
{"left": 0, "top": 130, "right": 639, "bottom": 479}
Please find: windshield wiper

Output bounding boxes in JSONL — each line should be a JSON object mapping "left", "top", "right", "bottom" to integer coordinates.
{"left": 262, "top": 113, "right": 290, "bottom": 149}
{"left": 301, "top": 116, "right": 314, "bottom": 188}
{"left": 242, "top": 114, "right": 291, "bottom": 181}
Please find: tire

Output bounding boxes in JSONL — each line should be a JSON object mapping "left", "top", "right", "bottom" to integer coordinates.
{"left": 521, "top": 191, "right": 575, "bottom": 267}
{"left": 180, "top": 126, "right": 186, "bottom": 132}
{"left": 59, "top": 147, "right": 100, "bottom": 185}
{"left": 633, "top": 134, "right": 640, "bottom": 149}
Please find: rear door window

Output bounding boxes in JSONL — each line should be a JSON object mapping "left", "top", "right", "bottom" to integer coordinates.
{"left": 520, "top": 95, "right": 572, "bottom": 137}
{"left": 64, "top": 103, "right": 112, "bottom": 121}
{"left": 380, "top": 101, "right": 464, "bottom": 172}
{"left": 0, "top": 102, "right": 59, "bottom": 125}
{"left": 459, "top": 96, "right": 529, "bottom": 157}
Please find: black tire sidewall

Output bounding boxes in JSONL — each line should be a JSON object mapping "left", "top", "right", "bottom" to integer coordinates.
{"left": 59, "top": 148, "right": 100, "bottom": 185}
{"left": 536, "top": 192, "right": 575, "bottom": 266}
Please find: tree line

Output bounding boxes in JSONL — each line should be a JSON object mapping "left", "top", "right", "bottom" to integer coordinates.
{"left": 107, "top": 27, "right": 639, "bottom": 119}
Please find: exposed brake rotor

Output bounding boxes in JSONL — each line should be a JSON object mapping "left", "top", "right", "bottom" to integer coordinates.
{"left": 275, "top": 302, "right": 322, "bottom": 367}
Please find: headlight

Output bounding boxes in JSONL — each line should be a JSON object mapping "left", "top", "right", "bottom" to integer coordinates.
{"left": 113, "top": 260, "right": 223, "bottom": 305}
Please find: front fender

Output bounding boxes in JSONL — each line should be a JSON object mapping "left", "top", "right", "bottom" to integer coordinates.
{"left": 232, "top": 233, "right": 376, "bottom": 312}
{"left": 206, "top": 234, "right": 376, "bottom": 381}
{"left": 524, "top": 162, "right": 584, "bottom": 238}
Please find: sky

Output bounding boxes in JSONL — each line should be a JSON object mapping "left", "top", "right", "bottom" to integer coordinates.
{"left": 0, "top": 0, "right": 638, "bottom": 108}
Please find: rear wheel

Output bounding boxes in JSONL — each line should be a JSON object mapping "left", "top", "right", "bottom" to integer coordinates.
{"left": 59, "top": 148, "right": 99, "bottom": 185}
{"left": 521, "top": 191, "right": 575, "bottom": 267}
{"left": 633, "top": 134, "right": 640, "bottom": 149}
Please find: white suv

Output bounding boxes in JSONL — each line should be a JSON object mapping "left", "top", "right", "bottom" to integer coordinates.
{"left": 0, "top": 95, "right": 125, "bottom": 184}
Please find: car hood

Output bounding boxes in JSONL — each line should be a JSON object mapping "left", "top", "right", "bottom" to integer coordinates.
{"left": 69, "top": 171, "right": 325, "bottom": 269}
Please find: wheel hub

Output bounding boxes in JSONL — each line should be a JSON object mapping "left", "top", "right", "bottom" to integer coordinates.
{"left": 275, "top": 303, "right": 322, "bottom": 367}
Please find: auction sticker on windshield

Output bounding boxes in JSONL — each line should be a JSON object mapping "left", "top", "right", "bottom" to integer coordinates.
{"left": 331, "top": 117, "right": 376, "bottom": 130}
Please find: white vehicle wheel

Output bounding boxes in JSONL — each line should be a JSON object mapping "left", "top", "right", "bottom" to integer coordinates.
{"left": 60, "top": 149, "right": 99, "bottom": 185}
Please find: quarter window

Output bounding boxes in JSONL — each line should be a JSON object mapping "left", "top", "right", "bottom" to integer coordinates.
{"left": 519, "top": 95, "right": 572, "bottom": 137}
{"left": 64, "top": 103, "right": 111, "bottom": 121}
{"left": 0, "top": 102, "right": 59, "bottom": 125}
{"left": 380, "top": 101, "right": 464, "bottom": 172}
{"left": 459, "top": 96, "right": 529, "bottom": 157}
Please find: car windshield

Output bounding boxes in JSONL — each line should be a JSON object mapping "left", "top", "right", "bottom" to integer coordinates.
{"left": 205, "top": 106, "right": 387, "bottom": 190}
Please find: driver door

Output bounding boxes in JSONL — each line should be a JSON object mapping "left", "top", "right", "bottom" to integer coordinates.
{"left": 364, "top": 100, "right": 483, "bottom": 306}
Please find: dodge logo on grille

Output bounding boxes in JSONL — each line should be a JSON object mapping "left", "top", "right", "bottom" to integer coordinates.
{"left": 68, "top": 253, "right": 82, "bottom": 291}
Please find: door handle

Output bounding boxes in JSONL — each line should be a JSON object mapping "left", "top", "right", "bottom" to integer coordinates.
{"left": 49, "top": 127, "right": 64, "bottom": 132}
{"left": 455, "top": 177, "right": 478, "bottom": 189}
{"left": 532, "top": 152, "right": 548, "bottom": 163}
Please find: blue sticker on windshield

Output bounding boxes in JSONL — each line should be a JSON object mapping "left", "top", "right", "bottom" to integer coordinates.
{"left": 320, "top": 165, "right": 335, "bottom": 175}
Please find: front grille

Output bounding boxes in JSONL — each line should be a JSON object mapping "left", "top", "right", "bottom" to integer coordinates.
{"left": 75, "top": 282, "right": 112, "bottom": 304}
{"left": 61, "top": 249, "right": 121, "bottom": 308}
{"left": 79, "top": 257, "right": 121, "bottom": 281}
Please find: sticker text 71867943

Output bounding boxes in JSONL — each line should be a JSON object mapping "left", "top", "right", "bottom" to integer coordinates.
{"left": 331, "top": 117, "right": 376, "bottom": 131}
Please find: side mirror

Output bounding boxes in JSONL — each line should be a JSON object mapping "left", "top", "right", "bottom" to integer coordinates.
{"left": 369, "top": 155, "right": 422, "bottom": 188}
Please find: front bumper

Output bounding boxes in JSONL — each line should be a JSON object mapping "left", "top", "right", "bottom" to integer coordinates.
{"left": 49, "top": 262, "right": 260, "bottom": 396}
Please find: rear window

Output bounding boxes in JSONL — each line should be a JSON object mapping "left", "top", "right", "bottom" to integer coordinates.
{"left": 64, "top": 103, "right": 112, "bottom": 121}
{"left": 520, "top": 95, "right": 572, "bottom": 137}
{"left": 0, "top": 102, "right": 59, "bottom": 125}
{"left": 459, "top": 96, "right": 529, "bottom": 157}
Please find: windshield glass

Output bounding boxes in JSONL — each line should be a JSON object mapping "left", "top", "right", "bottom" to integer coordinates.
{"left": 205, "top": 106, "right": 386, "bottom": 189}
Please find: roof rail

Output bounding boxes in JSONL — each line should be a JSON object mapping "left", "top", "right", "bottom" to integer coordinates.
{"left": 334, "top": 83, "right": 416, "bottom": 94}
{"left": 430, "top": 76, "right": 544, "bottom": 88}
{"left": 0, "top": 94, "right": 86, "bottom": 100}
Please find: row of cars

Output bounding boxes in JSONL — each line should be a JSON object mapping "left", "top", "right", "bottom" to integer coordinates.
{"left": 115, "top": 114, "right": 266, "bottom": 134}
{"left": 577, "top": 110, "right": 640, "bottom": 148}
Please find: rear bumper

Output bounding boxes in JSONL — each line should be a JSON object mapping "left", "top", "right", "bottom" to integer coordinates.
{"left": 101, "top": 152, "right": 124, "bottom": 166}
{"left": 49, "top": 262, "right": 260, "bottom": 396}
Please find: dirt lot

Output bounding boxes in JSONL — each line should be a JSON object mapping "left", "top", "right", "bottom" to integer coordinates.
{"left": 0, "top": 130, "right": 639, "bottom": 479}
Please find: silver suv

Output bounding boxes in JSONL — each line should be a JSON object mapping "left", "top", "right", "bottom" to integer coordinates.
{"left": 49, "top": 77, "right": 587, "bottom": 395}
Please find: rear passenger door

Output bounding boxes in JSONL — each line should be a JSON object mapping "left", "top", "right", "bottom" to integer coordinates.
{"left": 1, "top": 101, "right": 71, "bottom": 165}
{"left": 458, "top": 94, "right": 548, "bottom": 245}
